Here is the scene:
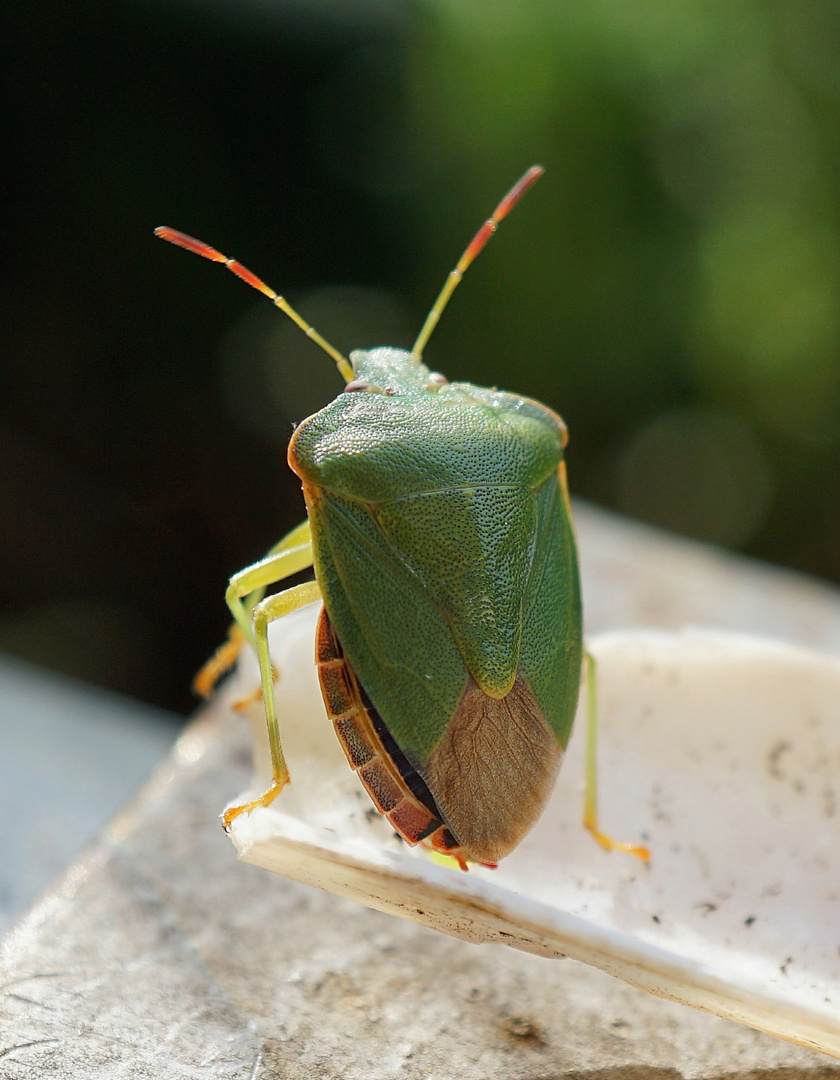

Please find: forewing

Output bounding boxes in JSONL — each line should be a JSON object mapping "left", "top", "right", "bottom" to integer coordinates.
{"left": 305, "top": 465, "right": 581, "bottom": 862}
{"left": 415, "top": 469, "right": 581, "bottom": 860}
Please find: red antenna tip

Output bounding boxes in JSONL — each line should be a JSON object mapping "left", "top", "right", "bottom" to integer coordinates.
{"left": 154, "top": 227, "right": 227, "bottom": 264}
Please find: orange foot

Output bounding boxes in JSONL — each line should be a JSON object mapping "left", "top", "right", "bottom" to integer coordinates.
{"left": 585, "top": 821, "right": 651, "bottom": 864}
{"left": 221, "top": 781, "right": 285, "bottom": 830}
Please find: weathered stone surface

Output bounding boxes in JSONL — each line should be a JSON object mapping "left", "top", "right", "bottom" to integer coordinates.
{"left": 2, "top": 503, "right": 839, "bottom": 1078}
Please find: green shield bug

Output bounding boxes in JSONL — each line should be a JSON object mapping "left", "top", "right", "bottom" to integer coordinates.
{"left": 156, "top": 167, "right": 648, "bottom": 869}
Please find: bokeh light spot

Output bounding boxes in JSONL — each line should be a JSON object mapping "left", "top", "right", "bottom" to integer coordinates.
{"left": 616, "top": 408, "right": 773, "bottom": 546}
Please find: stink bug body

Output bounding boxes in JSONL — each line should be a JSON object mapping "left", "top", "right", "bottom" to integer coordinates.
{"left": 157, "top": 167, "right": 647, "bottom": 869}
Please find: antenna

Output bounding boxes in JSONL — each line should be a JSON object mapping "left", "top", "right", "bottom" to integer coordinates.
{"left": 154, "top": 227, "right": 353, "bottom": 383}
{"left": 411, "top": 165, "right": 544, "bottom": 362}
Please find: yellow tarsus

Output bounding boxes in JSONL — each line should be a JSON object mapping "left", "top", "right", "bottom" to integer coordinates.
{"left": 222, "top": 779, "right": 288, "bottom": 829}
{"left": 585, "top": 820, "right": 651, "bottom": 863}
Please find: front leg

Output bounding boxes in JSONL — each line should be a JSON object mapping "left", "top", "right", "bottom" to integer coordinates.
{"left": 194, "top": 519, "right": 313, "bottom": 698}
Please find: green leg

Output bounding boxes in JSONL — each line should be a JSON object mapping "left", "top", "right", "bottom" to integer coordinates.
{"left": 225, "top": 520, "right": 314, "bottom": 651}
{"left": 222, "top": 577, "right": 322, "bottom": 828}
{"left": 195, "top": 520, "right": 313, "bottom": 697}
{"left": 583, "top": 650, "right": 650, "bottom": 862}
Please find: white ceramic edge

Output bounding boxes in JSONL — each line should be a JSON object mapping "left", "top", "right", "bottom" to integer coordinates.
{"left": 229, "top": 811, "right": 840, "bottom": 1059}
{"left": 226, "top": 626, "right": 840, "bottom": 1059}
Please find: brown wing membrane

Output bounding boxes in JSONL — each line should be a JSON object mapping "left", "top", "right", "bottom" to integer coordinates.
{"left": 423, "top": 675, "right": 563, "bottom": 864}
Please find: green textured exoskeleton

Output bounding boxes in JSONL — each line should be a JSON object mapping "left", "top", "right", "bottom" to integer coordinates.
{"left": 156, "top": 166, "right": 648, "bottom": 869}
{"left": 290, "top": 348, "right": 580, "bottom": 863}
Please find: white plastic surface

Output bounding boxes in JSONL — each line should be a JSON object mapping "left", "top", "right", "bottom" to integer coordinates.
{"left": 227, "top": 603, "right": 840, "bottom": 1057}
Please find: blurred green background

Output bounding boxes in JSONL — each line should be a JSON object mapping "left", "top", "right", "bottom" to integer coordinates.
{"left": 2, "top": 0, "right": 840, "bottom": 715}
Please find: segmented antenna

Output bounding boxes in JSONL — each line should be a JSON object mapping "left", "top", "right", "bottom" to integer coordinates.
{"left": 154, "top": 227, "right": 353, "bottom": 383}
{"left": 411, "top": 165, "right": 544, "bottom": 361}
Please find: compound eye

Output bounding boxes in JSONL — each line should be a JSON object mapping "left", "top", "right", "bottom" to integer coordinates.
{"left": 344, "top": 380, "right": 371, "bottom": 393}
{"left": 427, "top": 372, "right": 448, "bottom": 390}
